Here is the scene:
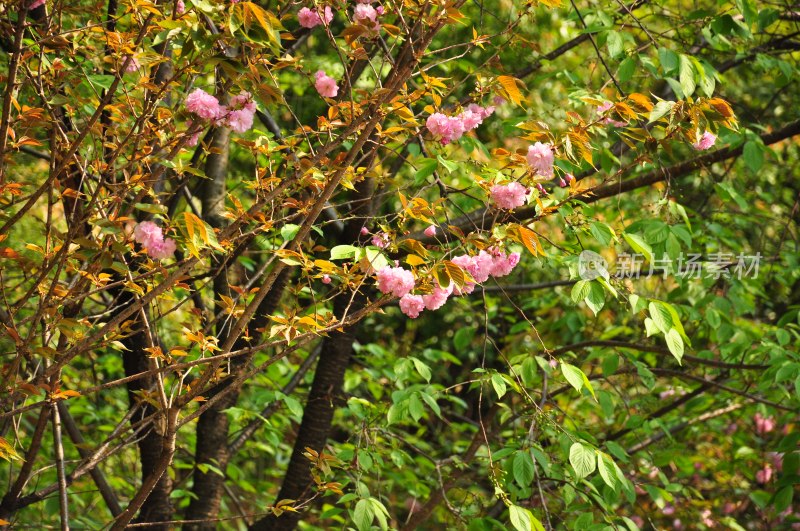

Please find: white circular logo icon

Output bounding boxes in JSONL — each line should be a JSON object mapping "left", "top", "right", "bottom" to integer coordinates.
{"left": 578, "top": 250, "right": 608, "bottom": 280}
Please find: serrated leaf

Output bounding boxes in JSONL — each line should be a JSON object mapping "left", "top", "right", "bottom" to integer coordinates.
{"left": 586, "top": 281, "right": 605, "bottom": 315}
{"left": 352, "top": 498, "right": 374, "bottom": 531}
{"left": 513, "top": 451, "right": 535, "bottom": 487}
{"left": 497, "top": 75, "right": 525, "bottom": 106}
{"left": 330, "top": 245, "right": 358, "bottom": 260}
{"left": 623, "top": 233, "right": 653, "bottom": 263}
{"left": 665, "top": 328, "right": 684, "bottom": 363}
{"left": 571, "top": 280, "right": 590, "bottom": 303}
{"left": 569, "top": 443, "right": 596, "bottom": 479}
{"left": 597, "top": 453, "right": 618, "bottom": 490}
{"left": 491, "top": 373, "right": 507, "bottom": 399}
{"left": 648, "top": 301, "right": 673, "bottom": 334}
{"left": 648, "top": 100, "right": 674, "bottom": 123}
{"left": 509, "top": 504, "right": 544, "bottom": 531}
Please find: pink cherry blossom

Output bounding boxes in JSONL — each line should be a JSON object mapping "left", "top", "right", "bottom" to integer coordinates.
{"left": 314, "top": 70, "right": 339, "bottom": 98}
{"left": 134, "top": 221, "right": 163, "bottom": 248}
{"left": 375, "top": 5, "right": 384, "bottom": 15}
{"left": 28, "top": 0, "right": 45, "bottom": 8}
{"left": 526, "top": 142, "right": 554, "bottom": 177}
{"left": 756, "top": 464, "right": 773, "bottom": 484}
{"left": 353, "top": 3, "right": 380, "bottom": 30}
{"left": 490, "top": 182, "right": 529, "bottom": 210}
{"left": 424, "top": 225, "right": 436, "bottom": 237}
{"left": 693, "top": 131, "right": 716, "bottom": 150}
{"left": 399, "top": 294, "right": 425, "bottom": 318}
{"left": 360, "top": 227, "right": 369, "bottom": 236}
{"left": 422, "top": 282, "right": 453, "bottom": 311}
{"left": 133, "top": 221, "right": 176, "bottom": 260}
{"left": 376, "top": 266, "right": 415, "bottom": 298}
{"left": 147, "top": 238, "right": 177, "bottom": 260}
{"left": 564, "top": 173, "right": 575, "bottom": 184}
{"left": 176, "top": 0, "right": 185, "bottom": 14}
{"left": 124, "top": 56, "right": 140, "bottom": 74}
{"left": 186, "top": 88, "right": 223, "bottom": 121}
{"left": 459, "top": 109, "right": 482, "bottom": 130}
{"left": 755, "top": 412, "right": 776, "bottom": 435}
{"left": 426, "top": 113, "right": 466, "bottom": 145}
{"left": 322, "top": 274, "right": 332, "bottom": 284}
{"left": 596, "top": 101, "right": 627, "bottom": 127}
{"left": 371, "top": 232, "right": 390, "bottom": 248}
{"left": 466, "top": 103, "right": 495, "bottom": 120}
{"left": 488, "top": 250, "right": 520, "bottom": 277}
{"left": 298, "top": 6, "right": 333, "bottom": 28}
{"left": 221, "top": 91, "right": 256, "bottom": 133}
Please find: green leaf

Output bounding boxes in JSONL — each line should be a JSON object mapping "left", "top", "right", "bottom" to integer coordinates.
{"left": 648, "top": 301, "right": 674, "bottom": 334}
{"left": 353, "top": 498, "right": 374, "bottom": 531}
{"left": 743, "top": 141, "right": 764, "bottom": 172}
{"left": 415, "top": 158, "right": 438, "bottom": 183}
{"left": 597, "top": 452, "right": 618, "bottom": 490}
{"left": 606, "top": 30, "right": 623, "bottom": 58}
{"left": 509, "top": 504, "right": 545, "bottom": 531}
{"left": 280, "top": 223, "right": 300, "bottom": 242}
{"left": 586, "top": 281, "right": 605, "bottom": 316}
{"left": 410, "top": 357, "right": 432, "bottom": 382}
{"left": 665, "top": 328, "right": 684, "bottom": 363}
{"left": 679, "top": 55, "right": 696, "bottom": 97}
{"left": 561, "top": 363, "right": 584, "bottom": 394}
{"left": 569, "top": 442, "right": 596, "bottom": 479}
{"left": 491, "top": 373, "right": 507, "bottom": 399}
{"left": 561, "top": 362, "right": 596, "bottom": 399}
{"left": 436, "top": 155, "right": 459, "bottom": 173}
{"left": 590, "top": 222, "right": 616, "bottom": 246}
{"left": 87, "top": 74, "right": 115, "bottom": 91}
{"left": 774, "top": 486, "right": 793, "bottom": 514}
{"left": 623, "top": 233, "right": 654, "bottom": 263}
{"left": 513, "top": 451, "right": 535, "bottom": 487}
{"left": 658, "top": 48, "right": 679, "bottom": 74}
{"left": 330, "top": 245, "right": 358, "bottom": 260}
{"left": 571, "top": 280, "right": 591, "bottom": 303}
{"left": 453, "top": 327, "right": 476, "bottom": 350}
{"left": 649, "top": 100, "right": 674, "bottom": 123}
{"left": 618, "top": 56, "right": 636, "bottom": 83}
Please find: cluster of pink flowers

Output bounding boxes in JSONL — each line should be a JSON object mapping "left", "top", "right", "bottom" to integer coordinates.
{"left": 596, "top": 101, "right": 627, "bottom": 127}
{"left": 376, "top": 266, "right": 416, "bottom": 298}
{"left": 490, "top": 182, "right": 529, "bottom": 210}
{"left": 133, "top": 221, "right": 176, "bottom": 260}
{"left": 176, "top": 0, "right": 185, "bottom": 14}
{"left": 398, "top": 294, "right": 425, "bottom": 318}
{"left": 526, "top": 142, "right": 555, "bottom": 177}
{"left": 693, "top": 131, "right": 716, "bottom": 150}
{"left": 754, "top": 412, "right": 776, "bottom": 435}
{"left": 426, "top": 104, "right": 495, "bottom": 145}
{"left": 184, "top": 89, "right": 257, "bottom": 137}
{"left": 298, "top": 6, "right": 334, "bottom": 28}
{"left": 225, "top": 92, "right": 257, "bottom": 133}
{"left": 377, "top": 247, "right": 520, "bottom": 318}
{"left": 353, "top": 2, "right": 383, "bottom": 30}
{"left": 315, "top": 70, "right": 339, "bottom": 98}
{"left": 450, "top": 248, "right": 520, "bottom": 294}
